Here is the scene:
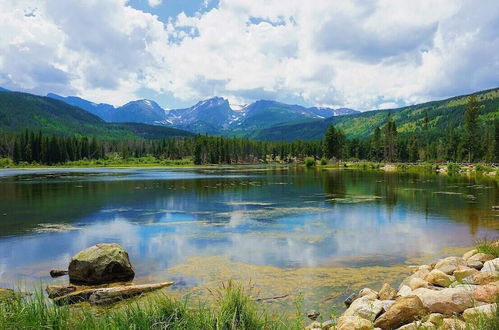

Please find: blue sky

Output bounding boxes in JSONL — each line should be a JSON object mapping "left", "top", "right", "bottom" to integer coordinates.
{"left": 0, "top": 0, "right": 498, "bottom": 110}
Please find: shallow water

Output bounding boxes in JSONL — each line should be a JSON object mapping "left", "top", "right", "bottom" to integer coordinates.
{"left": 0, "top": 166, "right": 498, "bottom": 313}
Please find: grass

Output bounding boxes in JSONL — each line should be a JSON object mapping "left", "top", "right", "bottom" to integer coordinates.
{"left": 0, "top": 282, "right": 289, "bottom": 330}
{"left": 475, "top": 238, "right": 499, "bottom": 258}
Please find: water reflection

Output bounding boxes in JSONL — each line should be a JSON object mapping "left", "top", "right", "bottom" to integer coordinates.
{"left": 0, "top": 167, "right": 497, "bottom": 292}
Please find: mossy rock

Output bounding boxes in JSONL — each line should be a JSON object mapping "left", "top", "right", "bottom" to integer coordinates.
{"left": 68, "top": 243, "right": 135, "bottom": 285}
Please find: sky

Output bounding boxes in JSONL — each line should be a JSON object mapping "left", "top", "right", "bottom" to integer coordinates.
{"left": 0, "top": 0, "right": 498, "bottom": 110}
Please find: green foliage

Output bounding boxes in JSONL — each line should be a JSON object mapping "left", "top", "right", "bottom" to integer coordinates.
{"left": 0, "top": 283, "right": 287, "bottom": 330}
{"left": 0, "top": 157, "right": 13, "bottom": 168}
{"left": 255, "top": 87, "right": 499, "bottom": 143}
{"left": 0, "top": 92, "right": 192, "bottom": 140}
{"left": 324, "top": 124, "right": 345, "bottom": 159}
{"left": 304, "top": 157, "right": 315, "bottom": 167}
{"left": 475, "top": 238, "right": 499, "bottom": 258}
{"left": 320, "top": 157, "right": 328, "bottom": 165}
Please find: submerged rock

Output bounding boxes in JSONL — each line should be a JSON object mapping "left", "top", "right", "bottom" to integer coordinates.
{"left": 307, "top": 310, "right": 320, "bottom": 320}
{"left": 68, "top": 243, "right": 135, "bottom": 285}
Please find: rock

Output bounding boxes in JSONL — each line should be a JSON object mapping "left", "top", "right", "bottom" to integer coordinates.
{"left": 411, "top": 288, "right": 473, "bottom": 314}
{"left": 425, "top": 270, "right": 455, "bottom": 287}
{"left": 397, "top": 321, "right": 435, "bottom": 330}
{"left": 473, "top": 282, "right": 499, "bottom": 303}
{"left": 467, "top": 260, "right": 483, "bottom": 270}
{"left": 462, "top": 303, "right": 497, "bottom": 321}
{"left": 381, "top": 300, "right": 395, "bottom": 312}
{"left": 49, "top": 269, "right": 68, "bottom": 277}
{"left": 68, "top": 243, "right": 135, "bottom": 285}
{"left": 0, "top": 288, "right": 16, "bottom": 301}
{"left": 400, "top": 268, "right": 431, "bottom": 289}
{"left": 306, "top": 320, "right": 334, "bottom": 330}
{"left": 439, "top": 318, "right": 465, "bottom": 330}
{"left": 481, "top": 258, "right": 499, "bottom": 273}
{"left": 467, "top": 253, "right": 494, "bottom": 263}
{"left": 398, "top": 285, "right": 412, "bottom": 297}
{"left": 342, "top": 296, "right": 383, "bottom": 321}
{"left": 307, "top": 310, "right": 320, "bottom": 320}
{"left": 462, "top": 249, "right": 477, "bottom": 261}
{"left": 408, "top": 266, "right": 420, "bottom": 274}
{"left": 379, "top": 283, "right": 397, "bottom": 300}
{"left": 453, "top": 268, "right": 478, "bottom": 282}
{"left": 427, "top": 313, "right": 444, "bottom": 325}
{"left": 358, "top": 288, "right": 378, "bottom": 300}
{"left": 336, "top": 316, "right": 373, "bottom": 330}
{"left": 373, "top": 295, "right": 427, "bottom": 329}
{"left": 344, "top": 292, "right": 359, "bottom": 307}
{"left": 433, "top": 257, "right": 466, "bottom": 275}
{"left": 407, "top": 277, "right": 429, "bottom": 290}
{"left": 471, "top": 271, "right": 499, "bottom": 285}
{"left": 305, "top": 321, "right": 321, "bottom": 330}
{"left": 46, "top": 285, "right": 76, "bottom": 299}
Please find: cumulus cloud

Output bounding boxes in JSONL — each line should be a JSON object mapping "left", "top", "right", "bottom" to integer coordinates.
{"left": 0, "top": 0, "right": 497, "bottom": 109}
{"left": 148, "top": 0, "right": 162, "bottom": 7}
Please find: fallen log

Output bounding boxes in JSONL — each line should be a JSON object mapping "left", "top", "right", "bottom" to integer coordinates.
{"left": 89, "top": 281, "right": 175, "bottom": 305}
{"left": 46, "top": 284, "right": 76, "bottom": 299}
{"left": 52, "top": 281, "right": 175, "bottom": 306}
{"left": 253, "top": 294, "right": 289, "bottom": 301}
{"left": 50, "top": 269, "right": 68, "bottom": 277}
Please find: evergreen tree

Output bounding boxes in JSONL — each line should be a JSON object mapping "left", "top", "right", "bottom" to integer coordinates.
{"left": 383, "top": 114, "right": 398, "bottom": 162}
{"left": 323, "top": 125, "right": 344, "bottom": 160}
{"left": 463, "top": 94, "right": 480, "bottom": 163}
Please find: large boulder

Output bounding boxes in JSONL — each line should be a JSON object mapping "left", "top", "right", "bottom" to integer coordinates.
{"left": 463, "top": 303, "right": 497, "bottom": 322}
{"left": 467, "top": 253, "right": 494, "bottom": 263}
{"left": 373, "top": 295, "right": 427, "bottom": 329}
{"left": 481, "top": 258, "right": 499, "bottom": 273}
{"left": 336, "top": 315, "right": 372, "bottom": 330}
{"left": 425, "top": 269, "right": 454, "bottom": 287}
{"left": 342, "top": 296, "right": 383, "bottom": 321}
{"left": 378, "top": 283, "right": 396, "bottom": 300}
{"left": 411, "top": 288, "right": 473, "bottom": 314}
{"left": 433, "top": 257, "right": 466, "bottom": 275}
{"left": 68, "top": 243, "right": 135, "bottom": 285}
{"left": 453, "top": 267, "right": 478, "bottom": 282}
{"left": 399, "top": 268, "right": 430, "bottom": 289}
{"left": 471, "top": 271, "right": 499, "bottom": 285}
{"left": 473, "top": 282, "right": 499, "bottom": 303}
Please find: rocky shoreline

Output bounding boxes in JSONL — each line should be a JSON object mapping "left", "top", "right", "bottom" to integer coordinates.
{"left": 307, "top": 243, "right": 499, "bottom": 329}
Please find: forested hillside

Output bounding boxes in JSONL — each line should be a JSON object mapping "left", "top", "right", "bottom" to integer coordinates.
{"left": 0, "top": 92, "right": 193, "bottom": 140}
{"left": 255, "top": 88, "right": 499, "bottom": 141}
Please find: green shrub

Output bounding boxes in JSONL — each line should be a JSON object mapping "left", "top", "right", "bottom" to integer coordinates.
{"left": 304, "top": 157, "right": 315, "bottom": 167}
{"left": 475, "top": 238, "right": 499, "bottom": 258}
{"left": 320, "top": 157, "right": 328, "bottom": 165}
{"left": 0, "top": 158, "right": 13, "bottom": 168}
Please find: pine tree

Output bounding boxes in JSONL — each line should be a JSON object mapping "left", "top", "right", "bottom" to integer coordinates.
{"left": 463, "top": 94, "right": 480, "bottom": 163}
{"left": 383, "top": 114, "right": 398, "bottom": 162}
{"left": 323, "top": 125, "right": 344, "bottom": 160}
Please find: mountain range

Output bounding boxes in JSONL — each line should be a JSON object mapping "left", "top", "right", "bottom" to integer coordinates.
{"left": 0, "top": 91, "right": 193, "bottom": 139}
{"left": 47, "top": 93, "right": 358, "bottom": 135}
{"left": 1, "top": 86, "right": 498, "bottom": 142}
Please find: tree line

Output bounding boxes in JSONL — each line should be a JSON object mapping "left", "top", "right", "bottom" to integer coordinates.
{"left": 0, "top": 95, "right": 497, "bottom": 165}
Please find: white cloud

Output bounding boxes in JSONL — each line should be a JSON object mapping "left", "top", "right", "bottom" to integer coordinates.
{"left": 0, "top": 0, "right": 497, "bottom": 109}
{"left": 147, "top": 0, "right": 162, "bottom": 7}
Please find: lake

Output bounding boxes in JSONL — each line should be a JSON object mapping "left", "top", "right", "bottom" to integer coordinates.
{"left": 0, "top": 166, "right": 498, "bottom": 313}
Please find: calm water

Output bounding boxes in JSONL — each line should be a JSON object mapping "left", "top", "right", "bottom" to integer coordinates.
{"left": 0, "top": 166, "right": 498, "bottom": 311}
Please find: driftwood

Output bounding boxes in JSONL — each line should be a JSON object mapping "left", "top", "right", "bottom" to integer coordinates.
{"left": 253, "top": 294, "right": 289, "bottom": 301}
{"left": 492, "top": 206, "right": 499, "bottom": 210}
{"left": 52, "top": 281, "right": 175, "bottom": 306}
{"left": 46, "top": 284, "right": 76, "bottom": 299}
{"left": 88, "top": 281, "right": 175, "bottom": 305}
{"left": 50, "top": 269, "right": 68, "bottom": 278}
